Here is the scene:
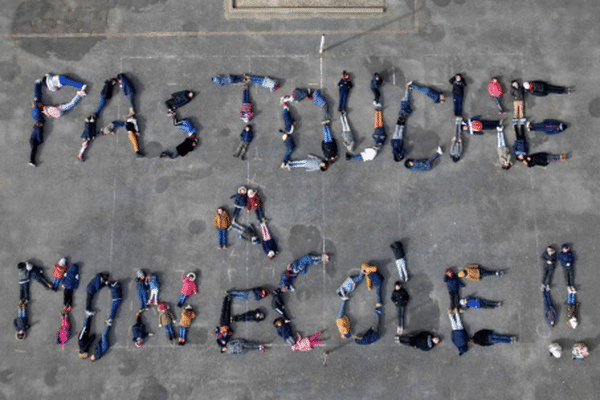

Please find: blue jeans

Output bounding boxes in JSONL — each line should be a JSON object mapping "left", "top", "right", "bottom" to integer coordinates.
{"left": 283, "top": 136, "right": 296, "bottom": 164}
{"left": 242, "top": 87, "right": 250, "bottom": 104}
{"left": 370, "top": 273, "right": 384, "bottom": 304}
{"left": 312, "top": 90, "right": 328, "bottom": 119}
{"left": 337, "top": 274, "right": 364, "bottom": 297}
{"left": 350, "top": 154, "right": 364, "bottom": 161}
{"left": 339, "top": 88, "right": 350, "bottom": 111}
{"left": 372, "top": 127, "right": 386, "bottom": 146}
{"left": 60, "top": 94, "right": 83, "bottom": 113}
{"left": 52, "top": 277, "right": 61, "bottom": 291}
{"left": 95, "top": 94, "right": 107, "bottom": 116}
{"left": 487, "top": 333, "right": 513, "bottom": 344}
{"left": 567, "top": 292, "right": 576, "bottom": 305}
{"left": 57, "top": 75, "right": 85, "bottom": 90}
{"left": 212, "top": 74, "right": 244, "bottom": 86}
{"left": 530, "top": 120, "right": 563, "bottom": 135}
{"left": 453, "top": 93, "right": 464, "bottom": 116}
{"left": 336, "top": 299, "right": 348, "bottom": 319}
{"left": 164, "top": 324, "right": 175, "bottom": 339}
{"left": 177, "top": 294, "right": 189, "bottom": 307}
{"left": 137, "top": 287, "right": 148, "bottom": 308}
{"left": 179, "top": 326, "right": 189, "bottom": 340}
{"left": 228, "top": 290, "right": 251, "bottom": 301}
{"left": 400, "top": 87, "right": 412, "bottom": 115}
{"left": 411, "top": 83, "right": 442, "bottom": 104}
{"left": 283, "top": 108, "right": 294, "bottom": 133}
{"left": 109, "top": 299, "right": 122, "bottom": 320}
{"left": 292, "top": 254, "right": 322, "bottom": 274}
{"left": 218, "top": 228, "right": 227, "bottom": 247}
{"left": 323, "top": 125, "right": 333, "bottom": 143}
{"left": 19, "top": 281, "right": 29, "bottom": 301}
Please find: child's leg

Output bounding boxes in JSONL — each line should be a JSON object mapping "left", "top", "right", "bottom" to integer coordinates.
{"left": 60, "top": 93, "right": 83, "bottom": 113}
{"left": 497, "top": 128, "right": 506, "bottom": 148}
{"left": 323, "top": 125, "right": 333, "bottom": 143}
{"left": 128, "top": 131, "right": 140, "bottom": 152}
{"left": 78, "top": 139, "right": 90, "bottom": 161}
{"left": 336, "top": 299, "right": 347, "bottom": 319}
{"left": 177, "top": 294, "right": 188, "bottom": 307}
{"left": 58, "top": 75, "right": 85, "bottom": 90}
{"left": 94, "top": 94, "right": 107, "bottom": 116}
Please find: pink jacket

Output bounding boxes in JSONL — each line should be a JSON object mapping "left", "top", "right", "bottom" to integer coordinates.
{"left": 56, "top": 315, "right": 71, "bottom": 346}
{"left": 291, "top": 333, "right": 313, "bottom": 352}
{"left": 180, "top": 277, "right": 198, "bottom": 296}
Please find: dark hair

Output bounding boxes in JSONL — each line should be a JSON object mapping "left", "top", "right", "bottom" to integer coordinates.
{"left": 451, "top": 155, "right": 461, "bottom": 163}
{"left": 17, "top": 262, "right": 26, "bottom": 270}
{"left": 320, "top": 161, "right": 329, "bottom": 171}
{"left": 394, "top": 281, "right": 402, "bottom": 287}
{"left": 501, "top": 164, "right": 511, "bottom": 171}
{"left": 404, "top": 159, "right": 414, "bottom": 167}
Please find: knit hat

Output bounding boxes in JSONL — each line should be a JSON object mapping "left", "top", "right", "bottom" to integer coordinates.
{"left": 59, "top": 258, "right": 68, "bottom": 266}
{"left": 158, "top": 302, "right": 168, "bottom": 311}
{"left": 135, "top": 340, "right": 143, "bottom": 348}
{"left": 248, "top": 189, "right": 256, "bottom": 197}
{"left": 186, "top": 272, "right": 196, "bottom": 281}
{"left": 523, "top": 82, "right": 531, "bottom": 90}
{"left": 445, "top": 268, "right": 453, "bottom": 275}
{"left": 238, "top": 186, "right": 247, "bottom": 194}
{"left": 184, "top": 305, "right": 193, "bottom": 310}
{"left": 343, "top": 72, "right": 350, "bottom": 80}
{"left": 136, "top": 270, "right": 145, "bottom": 279}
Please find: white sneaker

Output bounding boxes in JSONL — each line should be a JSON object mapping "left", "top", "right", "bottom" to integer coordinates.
{"left": 436, "top": 146, "right": 443, "bottom": 155}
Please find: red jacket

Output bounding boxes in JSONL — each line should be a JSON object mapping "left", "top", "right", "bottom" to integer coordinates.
{"left": 488, "top": 81, "right": 502, "bottom": 98}
{"left": 52, "top": 262, "right": 68, "bottom": 279}
{"left": 180, "top": 277, "right": 198, "bottom": 296}
{"left": 246, "top": 193, "right": 263, "bottom": 210}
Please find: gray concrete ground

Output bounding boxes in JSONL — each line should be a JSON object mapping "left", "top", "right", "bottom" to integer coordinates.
{"left": 1, "top": 0, "right": 599, "bottom": 399}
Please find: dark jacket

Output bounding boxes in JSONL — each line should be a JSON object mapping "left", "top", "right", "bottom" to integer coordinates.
{"left": 62, "top": 264, "right": 80, "bottom": 290}
{"left": 391, "top": 287, "right": 410, "bottom": 306}
{"left": 524, "top": 152, "right": 552, "bottom": 167}
{"left": 240, "top": 127, "right": 254, "bottom": 144}
{"left": 444, "top": 275, "right": 465, "bottom": 292}
{"left": 176, "top": 137, "right": 197, "bottom": 157}
{"left": 167, "top": 90, "right": 193, "bottom": 109}
{"left": 449, "top": 76, "right": 466, "bottom": 95}
{"left": 559, "top": 250, "right": 575, "bottom": 268}
{"left": 338, "top": 78, "right": 353, "bottom": 93}
{"left": 321, "top": 139, "right": 338, "bottom": 160}
{"left": 452, "top": 328, "right": 469, "bottom": 354}
{"left": 390, "top": 241, "right": 405, "bottom": 259}
{"left": 100, "top": 79, "right": 115, "bottom": 99}
{"left": 542, "top": 249, "right": 557, "bottom": 267}
{"left": 108, "top": 282, "right": 123, "bottom": 300}
{"left": 510, "top": 84, "right": 524, "bottom": 101}
{"left": 81, "top": 119, "right": 97, "bottom": 140}
{"left": 403, "top": 331, "right": 437, "bottom": 351}
{"left": 370, "top": 74, "right": 382, "bottom": 90}
{"left": 277, "top": 322, "right": 294, "bottom": 342}
{"left": 87, "top": 273, "right": 108, "bottom": 295}
{"left": 472, "top": 329, "right": 495, "bottom": 346}
{"left": 132, "top": 320, "right": 148, "bottom": 342}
